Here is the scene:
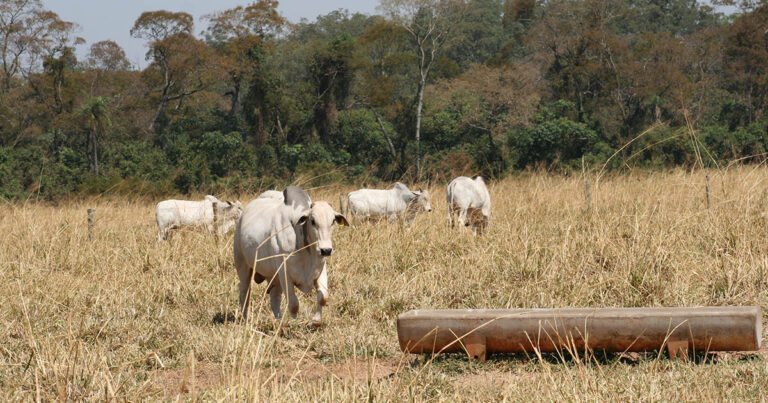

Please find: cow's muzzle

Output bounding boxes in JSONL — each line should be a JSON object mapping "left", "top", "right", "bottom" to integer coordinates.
{"left": 320, "top": 248, "right": 333, "bottom": 256}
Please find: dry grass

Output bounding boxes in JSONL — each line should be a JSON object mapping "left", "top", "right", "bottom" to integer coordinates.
{"left": 2, "top": 167, "right": 768, "bottom": 400}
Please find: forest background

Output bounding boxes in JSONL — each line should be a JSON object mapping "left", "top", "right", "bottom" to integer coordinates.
{"left": 1, "top": 0, "right": 767, "bottom": 199}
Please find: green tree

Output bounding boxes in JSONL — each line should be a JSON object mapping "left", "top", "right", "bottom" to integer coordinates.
{"left": 78, "top": 96, "right": 111, "bottom": 175}
{"left": 131, "top": 11, "right": 214, "bottom": 132}
{"left": 379, "top": 0, "right": 469, "bottom": 178}
{"left": 309, "top": 33, "right": 361, "bottom": 140}
{"left": 203, "top": 1, "right": 285, "bottom": 122}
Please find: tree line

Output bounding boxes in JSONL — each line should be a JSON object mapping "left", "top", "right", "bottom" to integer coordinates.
{"left": 1, "top": 0, "right": 767, "bottom": 199}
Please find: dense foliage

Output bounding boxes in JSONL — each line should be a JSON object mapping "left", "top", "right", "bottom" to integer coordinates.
{"left": 1, "top": 0, "right": 768, "bottom": 199}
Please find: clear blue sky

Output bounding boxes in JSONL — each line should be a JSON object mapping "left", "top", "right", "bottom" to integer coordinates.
{"left": 43, "top": 0, "right": 380, "bottom": 69}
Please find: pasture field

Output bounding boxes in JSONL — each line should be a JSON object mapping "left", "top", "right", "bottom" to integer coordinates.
{"left": 3, "top": 168, "right": 768, "bottom": 400}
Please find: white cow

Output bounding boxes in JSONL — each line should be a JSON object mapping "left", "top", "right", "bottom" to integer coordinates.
{"left": 155, "top": 195, "right": 243, "bottom": 241}
{"left": 346, "top": 182, "right": 432, "bottom": 222}
{"left": 258, "top": 190, "right": 286, "bottom": 200}
{"left": 447, "top": 176, "right": 491, "bottom": 234}
{"left": 234, "top": 186, "right": 348, "bottom": 322}
{"left": 258, "top": 189, "right": 313, "bottom": 204}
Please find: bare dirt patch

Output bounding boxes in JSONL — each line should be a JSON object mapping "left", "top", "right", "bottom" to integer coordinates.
{"left": 151, "top": 361, "right": 224, "bottom": 397}
{"left": 151, "top": 357, "right": 403, "bottom": 397}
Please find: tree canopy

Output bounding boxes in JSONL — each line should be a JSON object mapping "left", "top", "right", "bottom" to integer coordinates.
{"left": 1, "top": 0, "right": 767, "bottom": 200}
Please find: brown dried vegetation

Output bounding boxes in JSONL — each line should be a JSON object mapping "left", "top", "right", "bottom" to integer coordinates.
{"left": 2, "top": 168, "right": 768, "bottom": 399}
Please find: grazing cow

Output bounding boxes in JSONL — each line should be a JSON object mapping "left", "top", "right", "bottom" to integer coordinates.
{"left": 447, "top": 176, "right": 491, "bottom": 234}
{"left": 155, "top": 196, "right": 243, "bottom": 241}
{"left": 258, "top": 187, "right": 313, "bottom": 205}
{"left": 258, "top": 190, "right": 284, "bottom": 200}
{"left": 346, "top": 182, "right": 432, "bottom": 222}
{"left": 234, "top": 186, "right": 348, "bottom": 322}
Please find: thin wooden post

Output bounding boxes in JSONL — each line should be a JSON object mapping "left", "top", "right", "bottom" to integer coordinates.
{"left": 585, "top": 180, "right": 592, "bottom": 210}
{"left": 339, "top": 194, "right": 346, "bottom": 215}
{"left": 87, "top": 208, "right": 95, "bottom": 239}
{"left": 705, "top": 175, "right": 711, "bottom": 209}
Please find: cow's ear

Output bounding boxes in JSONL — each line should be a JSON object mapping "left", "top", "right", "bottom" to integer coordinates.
{"left": 335, "top": 214, "right": 349, "bottom": 227}
{"left": 295, "top": 214, "right": 309, "bottom": 226}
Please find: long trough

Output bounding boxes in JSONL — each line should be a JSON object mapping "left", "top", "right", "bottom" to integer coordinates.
{"left": 397, "top": 307, "right": 762, "bottom": 361}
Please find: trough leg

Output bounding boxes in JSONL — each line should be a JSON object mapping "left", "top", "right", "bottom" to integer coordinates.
{"left": 667, "top": 340, "right": 689, "bottom": 360}
{"left": 463, "top": 335, "right": 487, "bottom": 362}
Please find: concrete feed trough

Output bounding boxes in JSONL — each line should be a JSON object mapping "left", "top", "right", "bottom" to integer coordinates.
{"left": 397, "top": 307, "right": 762, "bottom": 361}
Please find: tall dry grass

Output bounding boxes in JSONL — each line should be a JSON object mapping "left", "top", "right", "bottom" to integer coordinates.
{"left": 2, "top": 167, "right": 768, "bottom": 400}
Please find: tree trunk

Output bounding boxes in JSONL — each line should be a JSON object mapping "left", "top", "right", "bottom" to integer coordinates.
{"left": 91, "top": 130, "right": 99, "bottom": 175}
{"left": 149, "top": 96, "right": 168, "bottom": 132}
{"left": 372, "top": 108, "right": 397, "bottom": 161}
{"left": 254, "top": 107, "right": 266, "bottom": 145}
{"left": 93, "top": 131, "right": 99, "bottom": 176}
{"left": 276, "top": 113, "right": 287, "bottom": 141}
{"left": 175, "top": 93, "right": 185, "bottom": 110}
{"left": 54, "top": 74, "right": 63, "bottom": 114}
{"left": 86, "top": 128, "right": 92, "bottom": 171}
{"left": 229, "top": 77, "right": 241, "bottom": 120}
{"left": 415, "top": 78, "right": 425, "bottom": 180}
{"left": 150, "top": 65, "right": 172, "bottom": 132}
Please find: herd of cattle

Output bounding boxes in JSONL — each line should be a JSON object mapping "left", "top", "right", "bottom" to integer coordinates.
{"left": 154, "top": 176, "right": 492, "bottom": 322}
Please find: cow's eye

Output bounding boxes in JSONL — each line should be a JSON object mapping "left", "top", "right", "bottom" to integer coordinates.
{"left": 310, "top": 218, "right": 315, "bottom": 226}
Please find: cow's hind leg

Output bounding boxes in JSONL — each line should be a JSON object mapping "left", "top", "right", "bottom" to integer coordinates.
{"left": 237, "top": 267, "right": 253, "bottom": 320}
{"left": 163, "top": 224, "right": 179, "bottom": 241}
{"left": 458, "top": 208, "right": 468, "bottom": 228}
{"left": 235, "top": 242, "right": 256, "bottom": 320}
{"left": 269, "top": 283, "right": 283, "bottom": 319}
{"left": 285, "top": 284, "right": 299, "bottom": 319}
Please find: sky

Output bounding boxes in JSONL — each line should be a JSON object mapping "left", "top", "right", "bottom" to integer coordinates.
{"left": 43, "top": 0, "right": 380, "bottom": 69}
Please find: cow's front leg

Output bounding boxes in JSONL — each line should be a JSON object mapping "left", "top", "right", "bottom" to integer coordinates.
{"left": 278, "top": 268, "right": 299, "bottom": 318}
{"left": 312, "top": 263, "right": 328, "bottom": 324}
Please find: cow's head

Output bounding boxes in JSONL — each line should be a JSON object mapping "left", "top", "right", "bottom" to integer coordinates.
{"left": 296, "top": 201, "right": 348, "bottom": 256}
{"left": 412, "top": 189, "right": 432, "bottom": 212}
{"left": 219, "top": 200, "right": 243, "bottom": 219}
{"left": 215, "top": 200, "right": 244, "bottom": 234}
{"left": 468, "top": 208, "right": 490, "bottom": 234}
